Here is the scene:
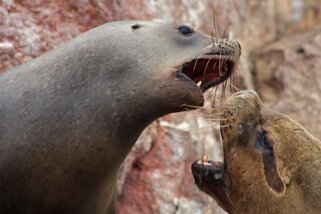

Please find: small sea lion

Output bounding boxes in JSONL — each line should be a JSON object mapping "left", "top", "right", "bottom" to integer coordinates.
{"left": 0, "top": 20, "right": 240, "bottom": 213}
{"left": 192, "top": 90, "right": 321, "bottom": 214}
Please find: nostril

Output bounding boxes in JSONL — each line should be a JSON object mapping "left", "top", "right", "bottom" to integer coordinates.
{"left": 237, "top": 41, "right": 241, "bottom": 50}
{"left": 236, "top": 41, "right": 241, "bottom": 56}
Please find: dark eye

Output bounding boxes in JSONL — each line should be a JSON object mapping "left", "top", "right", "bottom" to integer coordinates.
{"left": 177, "top": 25, "right": 194, "bottom": 36}
{"left": 256, "top": 130, "right": 272, "bottom": 153}
{"left": 261, "top": 132, "right": 271, "bottom": 148}
{"left": 260, "top": 131, "right": 272, "bottom": 149}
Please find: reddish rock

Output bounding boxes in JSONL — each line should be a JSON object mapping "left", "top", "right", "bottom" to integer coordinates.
{"left": 252, "top": 26, "right": 321, "bottom": 140}
{"left": 1, "top": 0, "right": 321, "bottom": 213}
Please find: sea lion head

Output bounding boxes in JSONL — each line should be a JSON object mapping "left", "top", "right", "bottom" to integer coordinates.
{"left": 86, "top": 20, "right": 240, "bottom": 117}
{"left": 192, "top": 90, "right": 320, "bottom": 213}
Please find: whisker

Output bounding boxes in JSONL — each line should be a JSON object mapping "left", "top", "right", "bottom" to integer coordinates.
{"left": 212, "top": 86, "right": 219, "bottom": 108}
{"left": 218, "top": 54, "right": 223, "bottom": 75}
{"left": 203, "top": 58, "right": 211, "bottom": 76}
{"left": 234, "top": 68, "right": 241, "bottom": 85}
{"left": 196, "top": 125, "right": 219, "bottom": 131}
{"left": 217, "top": 23, "right": 222, "bottom": 38}
{"left": 192, "top": 112, "right": 224, "bottom": 117}
{"left": 213, "top": 15, "right": 218, "bottom": 37}
{"left": 181, "top": 104, "right": 204, "bottom": 110}
{"left": 210, "top": 32, "right": 215, "bottom": 45}
{"left": 223, "top": 26, "right": 230, "bottom": 39}
{"left": 230, "top": 81, "right": 241, "bottom": 92}
{"left": 220, "top": 124, "right": 232, "bottom": 128}
{"left": 192, "top": 57, "right": 200, "bottom": 74}
{"left": 205, "top": 86, "right": 216, "bottom": 101}
{"left": 229, "top": 76, "right": 233, "bottom": 92}
{"left": 212, "top": 60, "right": 218, "bottom": 70}
{"left": 221, "top": 83, "right": 225, "bottom": 99}
{"left": 222, "top": 78, "right": 227, "bottom": 99}
{"left": 197, "top": 118, "right": 228, "bottom": 121}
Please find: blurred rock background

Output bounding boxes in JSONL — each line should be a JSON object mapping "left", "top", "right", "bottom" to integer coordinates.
{"left": 1, "top": 0, "right": 321, "bottom": 213}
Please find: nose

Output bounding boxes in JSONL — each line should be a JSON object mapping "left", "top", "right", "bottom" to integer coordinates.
{"left": 229, "top": 90, "right": 260, "bottom": 104}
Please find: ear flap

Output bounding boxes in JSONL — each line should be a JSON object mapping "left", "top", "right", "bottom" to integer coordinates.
{"left": 262, "top": 149, "right": 284, "bottom": 193}
{"left": 256, "top": 131, "right": 285, "bottom": 193}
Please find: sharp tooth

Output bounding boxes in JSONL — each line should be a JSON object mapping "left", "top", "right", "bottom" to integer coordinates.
{"left": 197, "top": 81, "right": 202, "bottom": 87}
{"left": 202, "top": 154, "right": 208, "bottom": 164}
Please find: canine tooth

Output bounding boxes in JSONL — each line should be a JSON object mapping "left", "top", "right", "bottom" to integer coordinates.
{"left": 197, "top": 81, "right": 202, "bottom": 87}
{"left": 202, "top": 154, "right": 208, "bottom": 164}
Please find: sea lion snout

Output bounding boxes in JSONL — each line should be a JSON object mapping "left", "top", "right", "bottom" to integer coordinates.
{"left": 150, "top": 21, "right": 241, "bottom": 111}
{"left": 191, "top": 158, "right": 235, "bottom": 214}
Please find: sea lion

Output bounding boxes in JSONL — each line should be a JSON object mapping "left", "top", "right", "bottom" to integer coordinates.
{"left": 0, "top": 20, "right": 240, "bottom": 213}
{"left": 192, "top": 90, "right": 321, "bottom": 214}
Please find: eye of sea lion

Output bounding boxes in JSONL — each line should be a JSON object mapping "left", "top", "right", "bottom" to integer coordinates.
{"left": 256, "top": 131, "right": 273, "bottom": 154}
{"left": 131, "top": 24, "right": 141, "bottom": 30}
{"left": 177, "top": 25, "right": 195, "bottom": 36}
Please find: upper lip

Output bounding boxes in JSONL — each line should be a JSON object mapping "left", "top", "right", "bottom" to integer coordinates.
{"left": 180, "top": 50, "right": 239, "bottom": 92}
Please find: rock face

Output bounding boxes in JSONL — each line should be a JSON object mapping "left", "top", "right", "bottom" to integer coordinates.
{"left": 1, "top": 0, "right": 321, "bottom": 213}
{"left": 253, "top": 26, "right": 321, "bottom": 140}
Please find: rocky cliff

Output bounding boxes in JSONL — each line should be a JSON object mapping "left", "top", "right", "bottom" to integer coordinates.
{"left": 1, "top": 0, "right": 321, "bottom": 213}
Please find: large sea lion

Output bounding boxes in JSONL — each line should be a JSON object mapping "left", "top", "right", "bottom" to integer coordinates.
{"left": 192, "top": 90, "right": 321, "bottom": 214}
{"left": 0, "top": 20, "right": 240, "bottom": 213}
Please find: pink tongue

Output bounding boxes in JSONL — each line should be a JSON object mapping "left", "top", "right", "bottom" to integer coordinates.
{"left": 204, "top": 162, "right": 212, "bottom": 166}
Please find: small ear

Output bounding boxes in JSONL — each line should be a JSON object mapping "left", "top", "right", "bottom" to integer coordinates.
{"left": 262, "top": 149, "right": 284, "bottom": 193}
{"left": 131, "top": 24, "right": 142, "bottom": 30}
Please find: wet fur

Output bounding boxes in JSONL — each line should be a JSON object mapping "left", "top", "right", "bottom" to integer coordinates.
{"left": 203, "top": 90, "right": 321, "bottom": 213}
{"left": 0, "top": 20, "right": 240, "bottom": 214}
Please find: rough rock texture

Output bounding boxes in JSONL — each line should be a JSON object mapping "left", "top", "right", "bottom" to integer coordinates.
{"left": 252, "top": 26, "right": 321, "bottom": 140}
{"left": 1, "top": 0, "right": 321, "bottom": 213}
{"left": 0, "top": 0, "right": 153, "bottom": 72}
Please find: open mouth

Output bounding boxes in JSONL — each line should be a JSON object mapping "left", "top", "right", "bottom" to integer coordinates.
{"left": 191, "top": 154, "right": 225, "bottom": 187}
{"left": 191, "top": 154, "right": 234, "bottom": 213}
{"left": 180, "top": 54, "right": 237, "bottom": 92}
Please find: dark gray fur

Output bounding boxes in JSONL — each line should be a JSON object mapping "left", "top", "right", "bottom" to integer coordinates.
{"left": 0, "top": 21, "right": 215, "bottom": 213}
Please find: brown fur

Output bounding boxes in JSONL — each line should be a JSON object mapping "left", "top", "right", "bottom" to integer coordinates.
{"left": 192, "top": 90, "right": 321, "bottom": 214}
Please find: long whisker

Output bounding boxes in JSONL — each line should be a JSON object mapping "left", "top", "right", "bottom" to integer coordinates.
{"left": 229, "top": 76, "right": 233, "bottom": 92}
{"left": 192, "top": 57, "right": 200, "bottom": 77}
{"left": 217, "top": 22, "right": 222, "bottom": 38}
{"left": 212, "top": 60, "right": 218, "bottom": 70}
{"left": 222, "top": 78, "right": 227, "bottom": 99}
{"left": 210, "top": 32, "right": 215, "bottom": 45}
{"left": 192, "top": 112, "right": 224, "bottom": 117}
{"left": 212, "top": 86, "right": 219, "bottom": 108}
{"left": 181, "top": 104, "right": 208, "bottom": 110}
{"left": 203, "top": 58, "right": 211, "bottom": 76}
{"left": 223, "top": 26, "right": 230, "bottom": 39}
{"left": 230, "top": 81, "right": 241, "bottom": 92}
{"left": 205, "top": 86, "right": 216, "bottom": 101}
{"left": 218, "top": 54, "right": 224, "bottom": 76}
{"left": 220, "top": 124, "right": 232, "bottom": 128}
{"left": 213, "top": 14, "right": 218, "bottom": 37}
{"left": 197, "top": 118, "right": 228, "bottom": 121}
